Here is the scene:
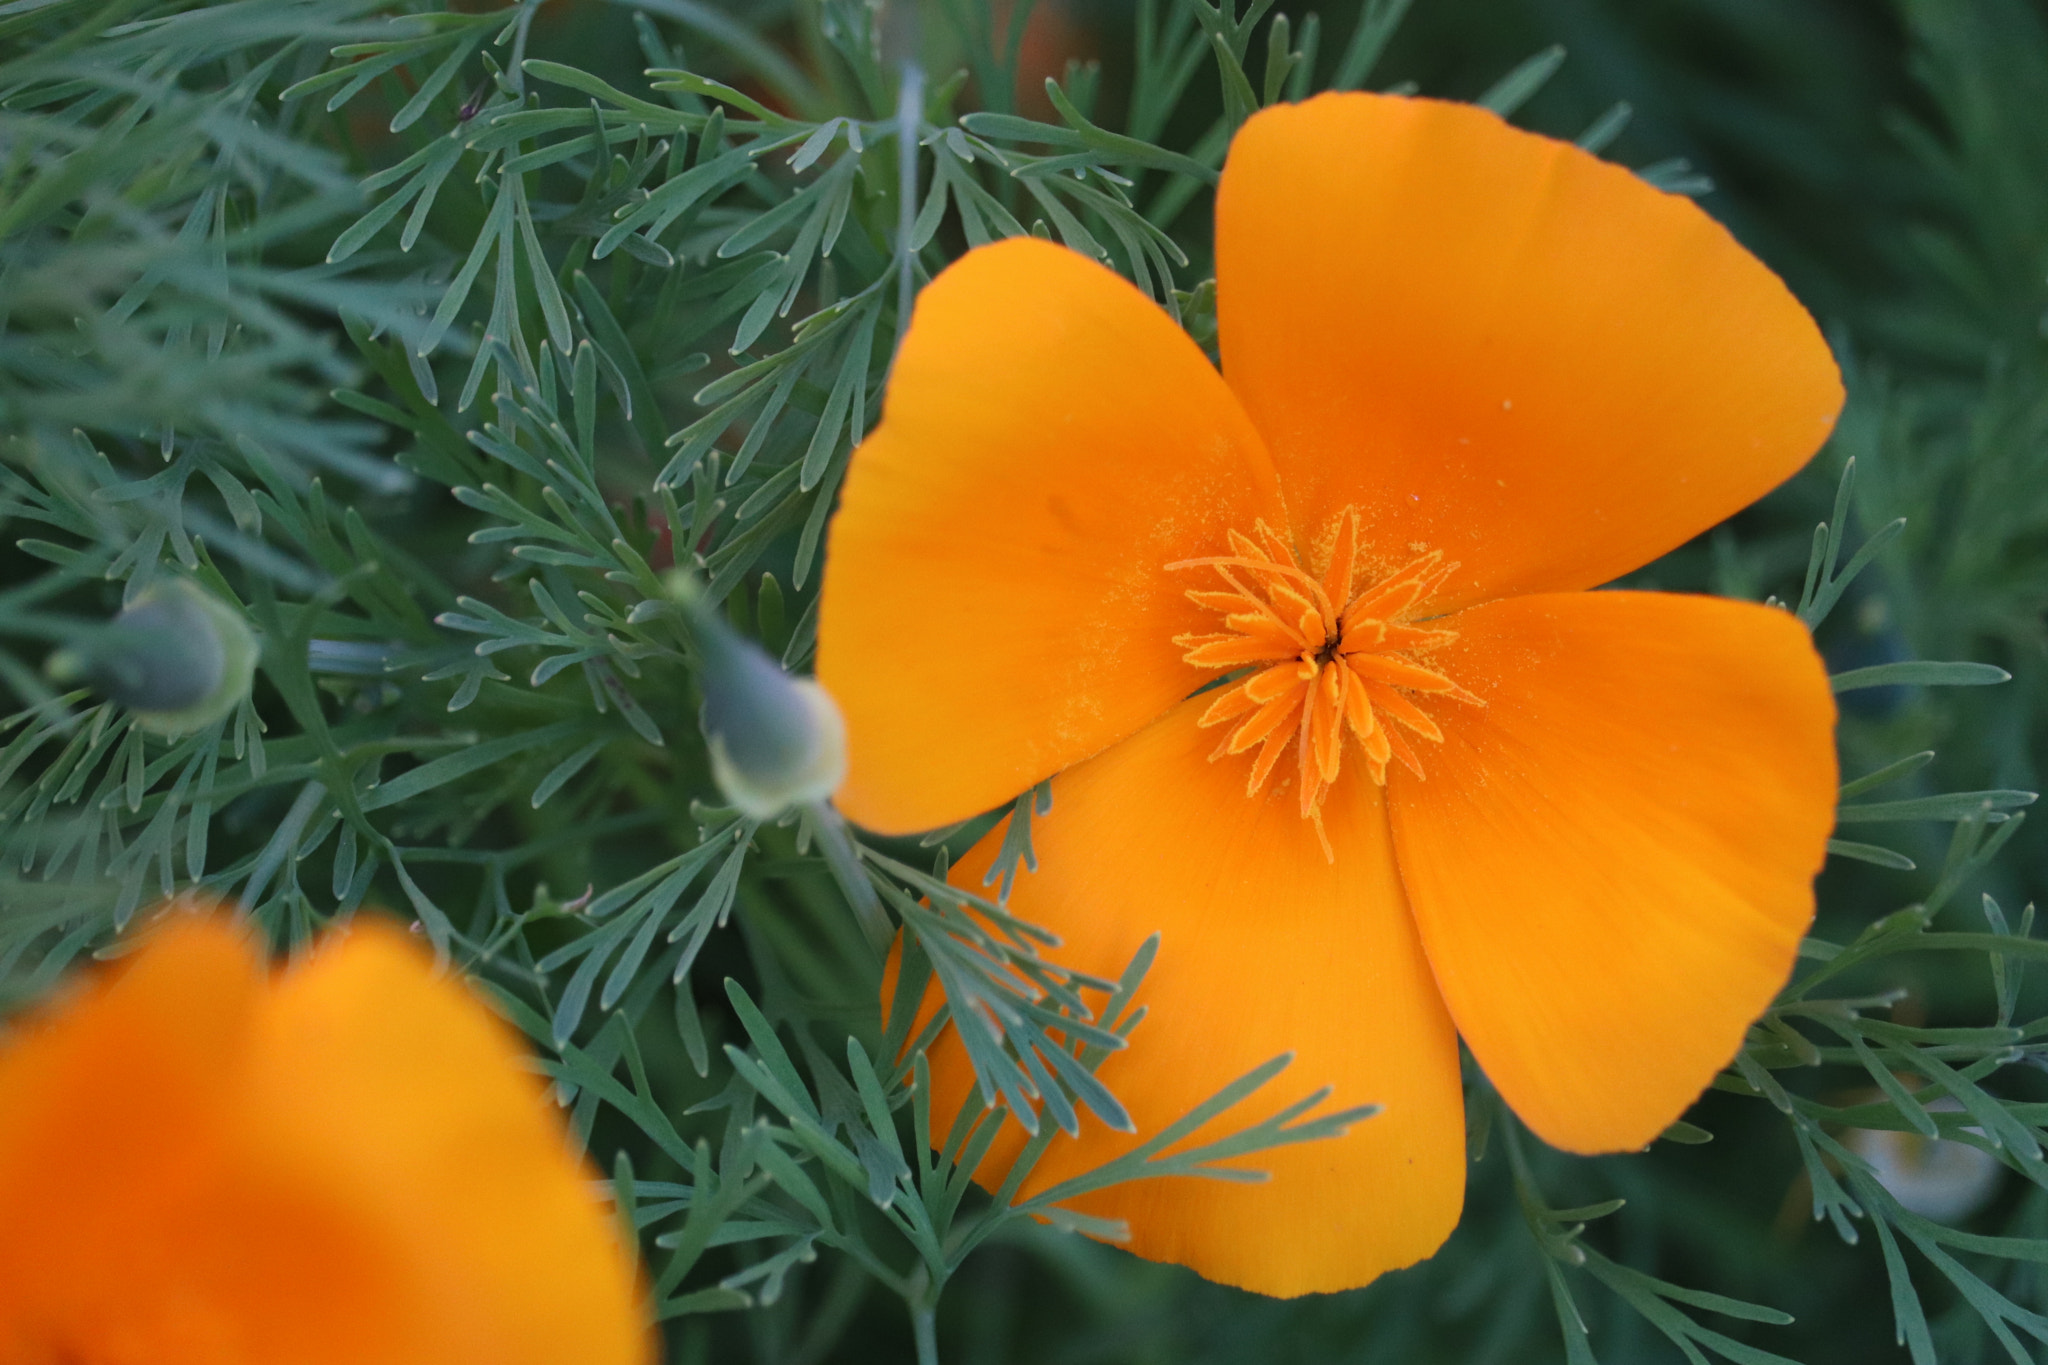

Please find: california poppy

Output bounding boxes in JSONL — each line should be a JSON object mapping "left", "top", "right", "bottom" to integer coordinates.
{"left": 818, "top": 92, "right": 1841, "bottom": 1295}
{"left": 0, "top": 908, "right": 652, "bottom": 1363}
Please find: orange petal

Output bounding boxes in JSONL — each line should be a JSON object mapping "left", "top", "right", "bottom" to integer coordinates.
{"left": 0, "top": 913, "right": 272, "bottom": 1361}
{"left": 927, "top": 695, "right": 1465, "bottom": 1296}
{"left": 1387, "top": 591, "right": 1836, "bottom": 1152}
{"left": 819, "top": 238, "right": 1284, "bottom": 834}
{"left": 0, "top": 913, "right": 653, "bottom": 1365}
{"left": 1216, "top": 94, "right": 1843, "bottom": 609}
{"left": 0, "top": 913, "right": 442, "bottom": 1364}
{"left": 240, "top": 917, "right": 651, "bottom": 1365}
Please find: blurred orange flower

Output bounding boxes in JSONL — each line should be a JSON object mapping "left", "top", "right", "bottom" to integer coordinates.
{"left": 0, "top": 908, "right": 653, "bottom": 1364}
{"left": 819, "top": 93, "right": 1842, "bottom": 1295}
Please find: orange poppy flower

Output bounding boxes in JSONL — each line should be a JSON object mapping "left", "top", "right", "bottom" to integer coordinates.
{"left": 0, "top": 908, "right": 652, "bottom": 1364}
{"left": 818, "top": 91, "right": 1843, "bottom": 1297}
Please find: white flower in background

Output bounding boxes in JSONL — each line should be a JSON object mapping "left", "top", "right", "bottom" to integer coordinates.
{"left": 1846, "top": 1099, "right": 2003, "bottom": 1223}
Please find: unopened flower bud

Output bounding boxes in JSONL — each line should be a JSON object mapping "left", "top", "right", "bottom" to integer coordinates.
{"left": 668, "top": 574, "right": 845, "bottom": 819}
{"left": 48, "top": 578, "right": 259, "bottom": 736}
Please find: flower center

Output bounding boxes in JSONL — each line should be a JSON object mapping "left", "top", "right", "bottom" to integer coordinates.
{"left": 1168, "top": 510, "right": 1482, "bottom": 852}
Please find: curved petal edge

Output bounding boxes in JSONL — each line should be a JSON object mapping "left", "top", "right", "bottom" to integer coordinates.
{"left": 1389, "top": 591, "right": 1836, "bottom": 1153}
{"left": 1217, "top": 93, "right": 1844, "bottom": 608}
{"left": 820, "top": 238, "right": 1284, "bottom": 834}
{"left": 922, "top": 695, "right": 1466, "bottom": 1296}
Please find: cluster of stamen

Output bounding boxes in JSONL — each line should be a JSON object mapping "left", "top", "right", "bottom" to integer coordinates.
{"left": 1169, "top": 510, "right": 1482, "bottom": 854}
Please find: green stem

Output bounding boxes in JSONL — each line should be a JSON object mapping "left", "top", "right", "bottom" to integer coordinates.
{"left": 808, "top": 800, "right": 893, "bottom": 960}
{"left": 891, "top": 57, "right": 926, "bottom": 361}
{"left": 904, "top": 1261, "right": 943, "bottom": 1365}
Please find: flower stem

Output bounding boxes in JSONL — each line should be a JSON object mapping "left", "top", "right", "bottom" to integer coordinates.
{"left": 807, "top": 800, "right": 893, "bottom": 960}
{"left": 892, "top": 58, "right": 926, "bottom": 361}
{"left": 904, "top": 1260, "right": 943, "bottom": 1365}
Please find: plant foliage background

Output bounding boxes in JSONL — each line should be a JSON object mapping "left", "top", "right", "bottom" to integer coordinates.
{"left": 3, "top": 0, "right": 2048, "bottom": 1360}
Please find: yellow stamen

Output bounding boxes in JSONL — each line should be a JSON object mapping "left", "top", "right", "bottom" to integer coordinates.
{"left": 1172, "top": 508, "right": 1484, "bottom": 851}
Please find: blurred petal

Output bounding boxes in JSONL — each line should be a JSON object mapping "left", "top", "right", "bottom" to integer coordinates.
{"left": 0, "top": 913, "right": 652, "bottom": 1365}
{"left": 928, "top": 696, "right": 1464, "bottom": 1296}
{"left": 0, "top": 913, "right": 413, "bottom": 1365}
{"left": 241, "top": 918, "right": 651, "bottom": 1365}
{"left": 1216, "top": 94, "right": 1842, "bottom": 609}
{"left": 820, "top": 238, "right": 1285, "bottom": 834}
{"left": 1389, "top": 592, "right": 1835, "bottom": 1152}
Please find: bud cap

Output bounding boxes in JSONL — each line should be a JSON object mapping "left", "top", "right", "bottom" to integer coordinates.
{"left": 49, "top": 578, "right": 259, "bottom": 736}
{"left": 675, "top": 577, "right": 846, "bottom": 819}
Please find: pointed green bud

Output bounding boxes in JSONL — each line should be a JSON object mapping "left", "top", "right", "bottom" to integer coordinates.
{"left": 48, "top": 578, "right": 259, "bottom": 736}
{"left": 668, "top": 573, "right": 845, "bottom": 819}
